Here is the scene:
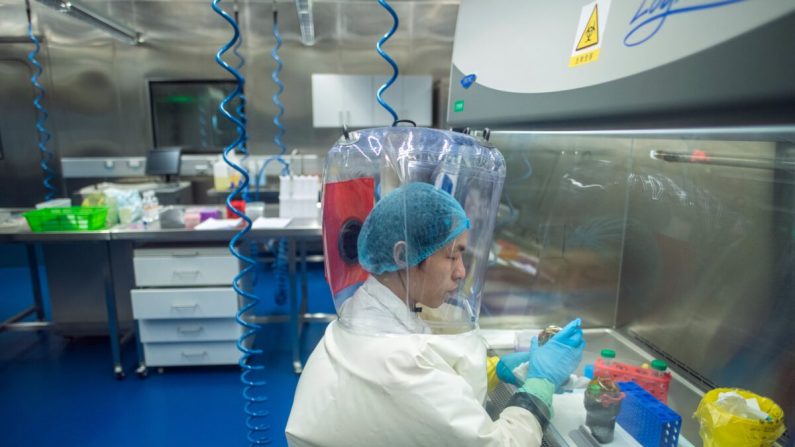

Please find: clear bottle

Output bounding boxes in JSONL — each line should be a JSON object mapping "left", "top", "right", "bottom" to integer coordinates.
{"left": 213, "top": 157, "right": 230, "bottom": 191}
{"left": 600, "top": 349, "right": 616, "bottom": 367}
{"left": 142, "top": 191, "right": 160, "bottom": 224}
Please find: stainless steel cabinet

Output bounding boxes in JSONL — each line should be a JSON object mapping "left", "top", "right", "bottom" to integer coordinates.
{"left": 312, "top": 74, "right": 432, "bottom": 128}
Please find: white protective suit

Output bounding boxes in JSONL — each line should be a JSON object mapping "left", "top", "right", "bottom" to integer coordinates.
{"left": 285, "top": 276, "right": 545, "bottom": 447}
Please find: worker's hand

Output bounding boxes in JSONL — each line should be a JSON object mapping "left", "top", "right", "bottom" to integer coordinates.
{"left": 496, "top": 350, "right": 531, "bottom": 387}
{"left": 526, "top": 318, "right": 585, "bottom": 390}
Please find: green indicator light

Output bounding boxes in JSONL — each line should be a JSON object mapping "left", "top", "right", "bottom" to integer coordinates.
{"left": 454, "top": 100, "right": 464, "bottom": 113}
{"left": 163, "top": 95, "right": 195, "bottom": 104}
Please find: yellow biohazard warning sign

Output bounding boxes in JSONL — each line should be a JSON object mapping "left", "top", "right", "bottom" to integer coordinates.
{"left": 570, "top": 0, "right": 611, "bottom": 67}
{"left": 576, "top": 5, "right": 599, "bottom": 51}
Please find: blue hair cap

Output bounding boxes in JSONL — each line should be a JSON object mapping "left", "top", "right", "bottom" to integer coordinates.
{"left": 358, "top": 182, "right": 470, "bottom": 275}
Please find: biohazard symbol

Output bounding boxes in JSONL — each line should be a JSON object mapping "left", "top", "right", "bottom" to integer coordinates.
{"left": 576, "top": 4, "right": 599, "bottom": 51}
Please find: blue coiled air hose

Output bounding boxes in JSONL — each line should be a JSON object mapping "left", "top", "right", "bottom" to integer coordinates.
{"left": 232, "top": 7, "right": 251, "bottom": 202}
{"left": 233, "top": 9, "right": 248, "bottom": 156}
{"left": 26, "top": 2, "right": 57, "bottom": 201}
{"left": 211, "top": 1, "right": 271, "bottom": 445}
{"left": 254, "top": 8, "right": 291, "bottom": 306}
{"left": 376, "top": 0, "right": 399, "bottom": 123}
{"left": 255, "top": 8, "right": 290, "bottom": 198}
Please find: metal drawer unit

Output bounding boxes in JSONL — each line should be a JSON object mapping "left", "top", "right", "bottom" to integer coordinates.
{"left": 133, "top": 247, "right": 238, "bottom": 287}
{"left": 143, "top": 341, "right": 241, "bottom": 367}
{"left": 138, "top": 319, "right": 242, "bottom": 343}
{"left": 131, "top": 288, "right": 238, "bottom": 319}
{"left": 131, "top": 247, "right": 241, "bottom": 372}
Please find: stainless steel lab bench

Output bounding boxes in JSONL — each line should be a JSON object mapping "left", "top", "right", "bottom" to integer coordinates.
{"left": 0, "top": 211, "right": 322, "bottom": 378}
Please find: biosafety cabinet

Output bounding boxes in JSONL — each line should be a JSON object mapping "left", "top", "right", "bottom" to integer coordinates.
{"left": 448, "top": 0, "right": 795, "bottom": 128}
{"left": 449, "top": 1, "right": 795, "bottom": 444}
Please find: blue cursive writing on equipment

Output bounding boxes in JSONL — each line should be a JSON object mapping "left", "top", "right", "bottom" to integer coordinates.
{"left": 625, "top": 0, "right": 747, "bottom": 47}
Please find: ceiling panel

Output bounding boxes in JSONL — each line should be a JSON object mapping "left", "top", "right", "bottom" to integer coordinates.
{"left": 2, "top": 0, "right": 459, "bottom": 47}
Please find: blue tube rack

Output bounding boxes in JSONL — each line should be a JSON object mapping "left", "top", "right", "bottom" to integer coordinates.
{"left": 616, "top": 381, "right": 682, "bottom": 447}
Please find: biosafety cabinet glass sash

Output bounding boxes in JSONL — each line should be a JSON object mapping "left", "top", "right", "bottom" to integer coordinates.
{"left": 322, "top": 127, "right": 505, "bottom": 335}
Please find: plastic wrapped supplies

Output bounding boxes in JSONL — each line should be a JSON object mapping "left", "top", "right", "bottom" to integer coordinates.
{"left": 81, "top": 188, "right": 143, "bottom": 225}
{"left": 694, "top": 388, "right": 785, "bottom": 447}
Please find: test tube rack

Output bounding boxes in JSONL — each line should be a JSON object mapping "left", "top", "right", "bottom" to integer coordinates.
{"left": 616, "top": 381, "right": 681, "bottom": 447}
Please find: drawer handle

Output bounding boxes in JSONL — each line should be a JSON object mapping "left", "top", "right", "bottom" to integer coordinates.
{"left": 181, "top": 350, "right": 208, "bottom": 358}
{"left": 172, "top": 270, "right": 201, "bottom": 277}
{"left": 171, "top": 303, "right": 198, "bottom": 309}
{"left": 172, "top": 252, "right": 201, "bottom": 258}
{"left": 177, "top": 325, "right": 204, "bottom": 333}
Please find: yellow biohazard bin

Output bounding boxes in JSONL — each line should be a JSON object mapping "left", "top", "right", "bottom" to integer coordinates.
{"left": 694, "top": 388, "right": 785, "bottom": 447}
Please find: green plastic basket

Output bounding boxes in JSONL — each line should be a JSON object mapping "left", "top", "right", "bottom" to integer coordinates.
{"left": 23, "top": 207, "right": 109, "bottom": 232}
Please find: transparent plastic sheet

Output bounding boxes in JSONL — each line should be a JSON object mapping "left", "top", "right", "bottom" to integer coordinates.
{"left": 694, "top": 388, "right": 785, "bottom": 447}
{"left": 322, "top": 127, "right": 505, "bottom": 335}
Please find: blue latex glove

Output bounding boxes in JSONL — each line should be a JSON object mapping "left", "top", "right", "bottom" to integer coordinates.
{"left": 526, "top": 318, "right": 585, "bottom": 390}
{"left": 496, "top": 350, "right": 531, "bottom": 387}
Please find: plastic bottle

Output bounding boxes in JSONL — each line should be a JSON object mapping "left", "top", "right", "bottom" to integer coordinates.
{"left": 213, "top": 158, "right": 230, "bottom": 191}
{"left": 600, "top": 349, "right": 616, "bottom": 367}
{"left": 142, "top": 190, "right": 160, "bottom": 224}
{"left": 650, "top": 359, "right": 668, "bottom": 377}
{"left": 583, "top": 377, "right": 625, "bottom": 443}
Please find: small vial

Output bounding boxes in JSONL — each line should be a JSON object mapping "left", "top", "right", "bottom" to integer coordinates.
{"left": 650, "top": 359, "right": 668, "bottom": 377}
{"left": 142, "top": 191, "right": 160, "bottom": 224}
{"left": 600, "top": 349, "right": 616, "bottom": 367}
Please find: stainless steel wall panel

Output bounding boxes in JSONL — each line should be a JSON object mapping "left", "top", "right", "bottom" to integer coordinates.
{"left": 0, "top": 57, "right": 53, "bottom": 206}
{"left": 1, "top": 0, "right": 456, "bottom": 202}
{"left": 485, "top": 129, "right": 794, "bottom": 440}
{"left": 45, "top": 42, "right": 124, "bottom": 157}
{"left": 0, "top": 1, "right": 30, "bottom": 38}
{"left": 412, "top": 3, "right": 457, "bottom": 43}
{"left": 2, "top": 0, "right": 457, "bottom": 169}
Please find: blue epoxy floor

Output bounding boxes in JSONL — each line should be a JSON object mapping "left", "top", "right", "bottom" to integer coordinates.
{"left": 0, "top": 244, "right": 331, "bottom": 446}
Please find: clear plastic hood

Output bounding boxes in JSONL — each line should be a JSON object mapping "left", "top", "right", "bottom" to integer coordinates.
{"left": 321, "top": 127, "right": 506, "bottom": 335}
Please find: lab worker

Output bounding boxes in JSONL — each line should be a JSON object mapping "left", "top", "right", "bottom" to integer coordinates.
{"left": 286, "top": 181, "right": 585, "bottom": 447}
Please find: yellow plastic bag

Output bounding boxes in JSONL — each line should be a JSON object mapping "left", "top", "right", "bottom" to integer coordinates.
{"left": 694, "top": 388, "right": 785, "bottom": 447}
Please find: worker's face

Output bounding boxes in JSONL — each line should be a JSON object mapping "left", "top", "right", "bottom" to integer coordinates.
{"left": 409, "top": 231, "right": 469, "bottom": 309}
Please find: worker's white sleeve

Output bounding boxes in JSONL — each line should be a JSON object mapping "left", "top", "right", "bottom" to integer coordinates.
{"left": 384, "top": 351, "right": 545, "bottom": 447}
{"left": 286, "top": 325, "right": 547, "bottom": 447}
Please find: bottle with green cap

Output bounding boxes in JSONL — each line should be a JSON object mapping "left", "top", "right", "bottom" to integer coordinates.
{"left": 600, "top": 349, "right": 616, "bottom": 367}
{"left": 583, "top": 376, "right": 625, "bottom": 443}
{"left": 650, "top": 359, "right": 668, "bottom": 378}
